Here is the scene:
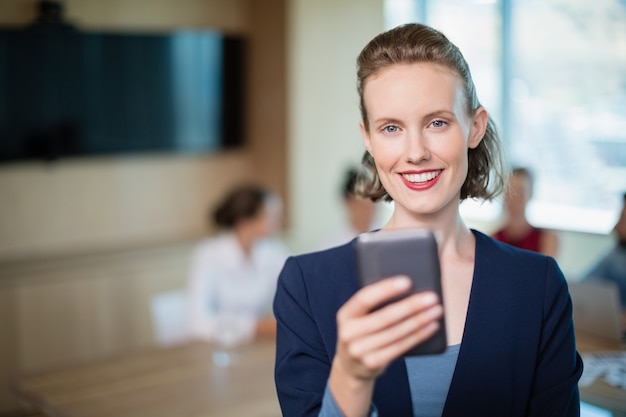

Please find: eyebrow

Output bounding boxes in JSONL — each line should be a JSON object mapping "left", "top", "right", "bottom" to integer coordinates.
{"left": 371, "top": 117, "right": 402, "bottom": 126}
{"left": 422, "top": 110, "right": 456, "bottom": 119}
{"left": 372, "top": 110, "right": 457, "bottom": 126}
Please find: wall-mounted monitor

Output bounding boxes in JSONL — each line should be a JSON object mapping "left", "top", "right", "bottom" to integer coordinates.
{"left": 0, "top": 26, "right": 246, "bottom": 163}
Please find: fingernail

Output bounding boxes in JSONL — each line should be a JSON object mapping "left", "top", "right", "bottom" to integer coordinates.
{"left": 430, "top": 304, "right": 444, "bottom": 317}
{"left": 427, "top": 322, "right": 440, "bottom": 332}
{"left": 394, "top": 276, "right": 411, "bottom": 289}
{"left": 423, "top": 292, "right": 438, "bottom": 304}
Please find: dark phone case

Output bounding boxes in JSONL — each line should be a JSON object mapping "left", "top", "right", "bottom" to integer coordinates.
{"left": 354, "top": 229, "right": 447, "bottom": 355}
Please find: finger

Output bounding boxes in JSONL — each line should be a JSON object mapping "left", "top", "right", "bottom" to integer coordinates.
{"left": 341, "top": 291, "right": 440, "bottom": 341}
{"left": 338, "top": 276, "right": 412, "bottom": 320}
{"left": 348, "top": 303, "right": 443, "bottom": 357}
{"left": 359, "top": 321, "right": 442, "bottom": 370}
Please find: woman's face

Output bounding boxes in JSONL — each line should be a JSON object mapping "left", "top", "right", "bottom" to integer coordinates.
{"left": 504, "top": 173, "right": 532, "bottom": 218}
{"left": 345, "top": 194, "right": 377, "bottom": 233}
{"left": 360, "top": 63, "right": 486, "bottom": 221}
{"left": 244, "top": 196, "right": 283, "bottom": 239}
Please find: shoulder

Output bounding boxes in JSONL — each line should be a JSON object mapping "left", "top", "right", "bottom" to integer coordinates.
{"left": 277, "top": 241, "right": 358, "bottom": 306}
{"left": 472, "top": 231, "right": 571, "bottom": 331}
{"left": 491, "top": 228, "right": 505, "bottom": 240}
{"left": 285, "top": 241, "right": 356, "bottom": 275}
{"left": 191, "top": 234, "right": 236, "bottom": 259}
{"left": 472, "top": 230, "right": 549, "bottom": 263}
{"left": 584, "top": 245, "right": 626, "bottom": 278}
{"left": 604, "top": 245, "right": 626, "bottom": 261}
{"left": 473, "top": 229, "right": 565, "bottom": 290}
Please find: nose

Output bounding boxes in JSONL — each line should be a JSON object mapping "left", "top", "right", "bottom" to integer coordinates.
{"left": 405, "top": 130, "right": 430, "bottom": 163}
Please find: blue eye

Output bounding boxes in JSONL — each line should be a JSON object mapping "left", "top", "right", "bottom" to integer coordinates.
{"left": 383, "top": 125, "right": 399, "bottom": 134}
{"left": 431, "top": 119, "right": 447, "bottom": 128}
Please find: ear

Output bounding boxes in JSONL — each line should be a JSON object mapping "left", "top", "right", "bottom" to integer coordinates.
{"left": 360, "top": 120, "right": 373, "bottom": 154}
{"left": 468, "top": 107, "right": 488, "bottom": 149}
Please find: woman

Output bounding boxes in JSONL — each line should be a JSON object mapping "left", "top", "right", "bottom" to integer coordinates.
{"left": 273, "top": 23, "right": 582, "bottom": 416}
{"left": 187, "top": 184, "right": 288, "bottom": 346}
{"left": 493, "top": 167, "right": 560, "bottom": 257}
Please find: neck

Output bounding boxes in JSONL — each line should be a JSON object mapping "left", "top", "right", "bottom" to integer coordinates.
{"left": 350, "top": 218, "right": 370, "bottom": 234}
{"left": 383, "top": 207, "right": 474, "bottom": 259}
{"left": 235, "top": 228, "right": 255, "bottom": 257}
{"left": 503, "top": 215, "right": 532, "bottom": 234}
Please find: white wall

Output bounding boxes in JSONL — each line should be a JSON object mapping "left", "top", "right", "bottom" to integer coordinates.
{"left": 286, "top": 0, "right": 384, "bottom": 253}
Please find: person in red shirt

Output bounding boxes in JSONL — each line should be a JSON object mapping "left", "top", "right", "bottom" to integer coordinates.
{"left": 493, "top": 167, "right": 559, "bottom": 257}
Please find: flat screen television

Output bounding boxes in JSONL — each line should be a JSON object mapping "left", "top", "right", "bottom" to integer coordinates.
{"left": 0, "top": 25, "right": 245, "bottom": 163}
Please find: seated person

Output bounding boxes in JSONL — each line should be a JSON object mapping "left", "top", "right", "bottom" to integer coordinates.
{"left": 186, "top": 184, "right": 289, "bottom": 345}
{"left": 493, "top": 167, "right": 559, "bottom": 257}
{"left": 583, "top": 192, "right": 626, "bottom": 326}
{"left": 317, "top": 167, "right": 379, "bottom": 249}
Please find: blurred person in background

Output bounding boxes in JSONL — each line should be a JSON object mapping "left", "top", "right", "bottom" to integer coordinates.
{"left": 492, "top": 166, "right": 560, "bottom": 257}
{"left": 186, "top": 184, "right": 289, "bottom": 347}
{"left": 318, "top": 167, "right": 379, "bottom": 249}
{"left": 583, "top": 192, "right": 626, "bottom": 325}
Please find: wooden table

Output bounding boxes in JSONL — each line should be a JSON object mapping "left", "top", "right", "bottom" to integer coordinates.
{"left": 14, "top": 334, "right": 625, "bottom": 417}
{"left": 11, "top": 339, "right": 281, "bottom": 417}
{"left": 577, "top": 333, "right": 626, "bottom": 417}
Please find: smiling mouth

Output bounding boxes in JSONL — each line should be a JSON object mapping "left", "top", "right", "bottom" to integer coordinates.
{"left": 401, "top": 170, "right": 442, "bottom": 184}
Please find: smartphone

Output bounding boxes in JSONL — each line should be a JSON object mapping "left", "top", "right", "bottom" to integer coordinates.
{"left": 354, "top": 228, "right": 447, "bottom": 355}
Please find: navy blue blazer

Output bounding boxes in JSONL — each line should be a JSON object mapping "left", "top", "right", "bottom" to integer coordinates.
{"left": 273, "top": 230, "right": 583, "bottom": 416}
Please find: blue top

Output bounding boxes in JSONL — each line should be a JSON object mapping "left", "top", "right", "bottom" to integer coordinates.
{"left": 274, "top": 230, "right": 583, "bottom": 417}
{"left": 319, "top": 344, "right": 461, "bottom": 417}
{"left": 406, "top": 344, "right": 460, "bottom": 417}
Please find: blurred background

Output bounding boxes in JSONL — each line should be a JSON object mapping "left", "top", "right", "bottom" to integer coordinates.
{"left": 0, "top": 0, "right": 624, "bottom": 415}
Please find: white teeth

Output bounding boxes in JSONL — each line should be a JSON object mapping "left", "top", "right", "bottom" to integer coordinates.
{"left": 402, "top": 170, "right": 441, "bottom": 183}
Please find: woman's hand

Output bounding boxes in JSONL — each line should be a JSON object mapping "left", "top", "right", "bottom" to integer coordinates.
{"left": 328, "top": 276, "right": 443, "bottom": 417}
